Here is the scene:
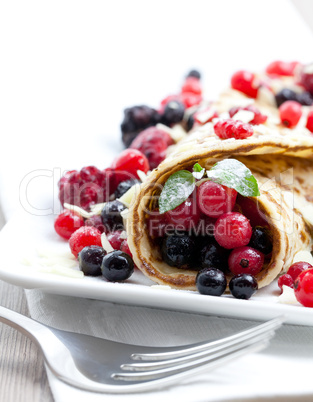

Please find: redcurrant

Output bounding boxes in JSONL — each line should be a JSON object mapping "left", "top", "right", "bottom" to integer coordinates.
{"left": 69, "top": 226, "right": 102, "bottom": 258}
{"left": 279, "top": 101, "right": 302, "bottom": 128}
{"left": 214, "top": 212, "right": 252, "bottom": 249}
{"left": 230, "top": 70, "right": 258, "bottom": 98}
{"left": 54, "top": 210, "right": 84, "bottom": 240}
{"left": 306, "top": 110, "right": 313, "bottom": 133}
{"left": 197, "top": 181, "right": 237, "bottom": 218}
{"left": 294, "top": 269, "right": 313, "bottom": 307}
{"left": 111, "top": 149, "right": 149, "bottom": 182}
{"left": 107, "top": 230, "right": 124, "bottom": 250}
{"left": 287, "top": 261, "right": 313, "bottom": 281}
{"left": 165, "top": 197, "right": 201, "bottom": 231}
{"left": 228, "top": 246, "right": 264, "bottom": 276}
{"left": 277, "top": 274, "right": 294, "bottom": 293}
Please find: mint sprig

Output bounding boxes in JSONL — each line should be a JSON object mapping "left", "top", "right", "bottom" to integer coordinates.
{"left": 158, "top": 159, "right": 260, "bottom": 214}
{"left": 192, "top": 163, "right": 205, "bottom": 180}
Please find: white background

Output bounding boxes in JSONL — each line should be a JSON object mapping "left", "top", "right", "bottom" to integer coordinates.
{"left": 1, "top": 0, "right": 313, "bottom": 220}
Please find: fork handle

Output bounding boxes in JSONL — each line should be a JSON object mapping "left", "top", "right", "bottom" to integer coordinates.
{"left": 0, "top": 305, "right": 52, "bottom": 343}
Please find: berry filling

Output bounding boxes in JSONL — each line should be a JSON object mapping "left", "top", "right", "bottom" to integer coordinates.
{"left": 147, "top": 160, "right": 272, "bottom": 299}
{"left": 214, "top": 119, "right": 254, "bottom": 140}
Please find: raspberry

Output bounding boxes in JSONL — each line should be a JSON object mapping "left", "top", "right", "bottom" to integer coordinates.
{"left": 298, "top": 64, "right": 313, "bottom": 95}
{"left": 277, "top": 274, "right": 294, "bottom": 293}
{"left": 69, "top": 226, "right": 102, "bottom": 258}
{"left": 229, "top": 105, "right": 267, "bottom": 125}
{"left": 58, "top": 166, "right": 115, "bottom": 211}
{"left": 228, "top": 246, "right": 264, "bottom": 276}
{"left": 294, "top": 269, "right": 313, "bottom": 307}
{"left": 180, "top": 92, "right": 203, "bottom": 108}
{"left": 111, "top": 149, "right": 150, "bottom": 182}
{"left": 214, "top": 119, "right": 254, "bottom": 140}
{"left": 197, "top": 181, "right": 237, "bottom": 218}
{"left": 181, "top": 77, "right": 202, "bottom": 95}
{"left": 165, "top": 197, "right": 201, "bottom": 231}
{"left": 129, "top": 127, "right": 174, "bottom": 169}
{"left": 287, "top": 261, "right": 313, "bottom": 281}
{"left": 230, "top": 70, "right": 258, "bottom": 98}
{"left": 279, "top": 101, "right": 302, "bottom": 128}
{"left": 54, "top": 210, "right": 84, "bottom": 240}
{"left": 107, "top": 230, "right": 124, "bottom": 250}
{"left": 121, "top": 105, "right": 160, "bottom": 147}
{"left": 265, "top": 60, "right": 299, "bottom": 76}
{"left": 306, "top": 110, "right": 313, "bottom": 132}
{"left": 214, "top": 212, "right": 252, "bottom": 249}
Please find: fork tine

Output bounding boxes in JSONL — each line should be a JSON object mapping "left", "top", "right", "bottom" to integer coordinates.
{"left": 120, "top": 330, "right": 275, "bottom": 372}
{"left": 131, "top": 316, "right": 284, "bottom": 361}
{"left": 112, "top": 336, "right": 271, "bottom": 382}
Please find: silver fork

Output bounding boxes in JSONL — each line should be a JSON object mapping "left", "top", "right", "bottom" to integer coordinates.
{"left": 0, "top": 306, "right": 284, "bottom": 394}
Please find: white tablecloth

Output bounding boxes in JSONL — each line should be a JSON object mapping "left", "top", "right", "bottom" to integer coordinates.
{"left": 1, "top": 1, "right": 313, "bottom": 401}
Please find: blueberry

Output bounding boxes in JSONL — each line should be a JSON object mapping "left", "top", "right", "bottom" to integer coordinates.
{"left": 121, "top": 105, "right": 160, "bottom": 147}
{"left": 101, "top": 250, "right": 134, "bottom": 281}
{"left": 199, "top": 239, "right": 229, "bottom": 272}
{"left": 160, "top": 101, "right": 185, "bottom": 127}
{"left": 196, "top": 268, "right": 227, "bottom": 296}
{"left": 101, "top": 200, "right": 126, "bottom": 232}
{"left": 275, "top": 88, "right": 297, "bottom": 107}
{"left": 229, "top": 274, "right": 258, "bottom": 299}
{"left": 249, "top": 226, "right": 272, "bottom": 255}
{"left": 78, "top": 246, "right": 106, "bottom": 276}
{"left": 187, "top": 69, "right": 201, "bottom": 80}
{"left": 185, "top": 114, "right": 195, "bottom": 132}
{"left": 161, "top": 233, "right": 196, "bottom": 268}
{"left": 114, "top": 179, "right": 140, "bottom": 199}
{"left": 296, "top": 91, "right": 313, "bottom": 106}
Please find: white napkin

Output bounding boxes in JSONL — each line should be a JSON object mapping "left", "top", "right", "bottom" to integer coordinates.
{"left": 26, "top": 289, "right": 313, "bottom": 402}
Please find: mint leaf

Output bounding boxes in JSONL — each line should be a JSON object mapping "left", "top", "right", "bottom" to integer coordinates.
{"left": 192, "top": 163, "right": 205, "bottom": 180}
{"left": 159, "top": 170, "right": 195, "bottom": 214}
{"left": 193, "top": 163, "right": 203, "bottom": 173}
{"left": 206, "top": 159, "right": 260, "bottom": 197}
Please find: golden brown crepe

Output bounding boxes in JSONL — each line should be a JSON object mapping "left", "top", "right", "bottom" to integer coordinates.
{"left": 126, "top": 91, "right": 313, "bottom": 291}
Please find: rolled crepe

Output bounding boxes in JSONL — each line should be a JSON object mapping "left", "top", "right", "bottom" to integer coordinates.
{"left": 127, "top": 119, "right": 313, "bottom": 290}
